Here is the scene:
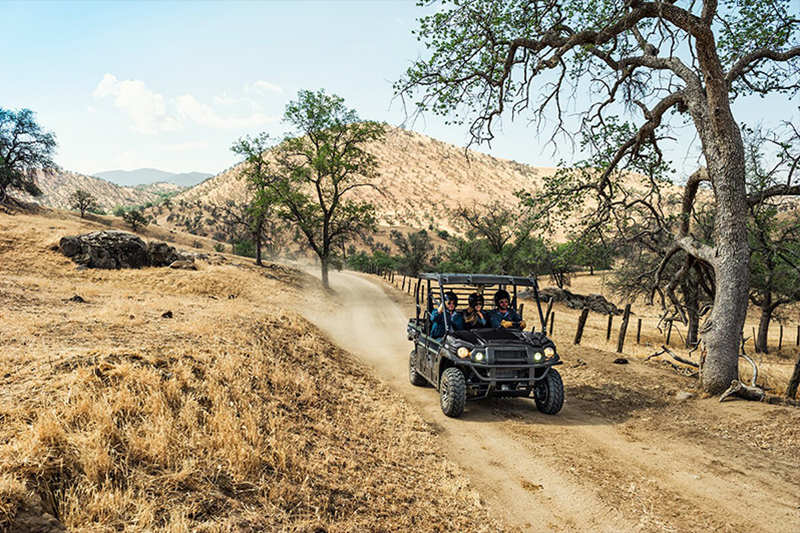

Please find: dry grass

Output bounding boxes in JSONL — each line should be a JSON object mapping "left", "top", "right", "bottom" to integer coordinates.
{"left": 0, "top": 208, "right": 508, "bottom": 532}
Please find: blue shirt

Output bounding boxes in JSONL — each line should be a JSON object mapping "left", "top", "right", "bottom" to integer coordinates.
{"left": 488, "top": 308, "right": 523, "bottom": 329}
{"left": 430, "top": 308, "right": 465, "bottom": 338}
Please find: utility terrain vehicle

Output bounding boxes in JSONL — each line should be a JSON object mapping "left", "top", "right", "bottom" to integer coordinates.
{"left": 407, "top": 273, "right": 563, "bottom": 418}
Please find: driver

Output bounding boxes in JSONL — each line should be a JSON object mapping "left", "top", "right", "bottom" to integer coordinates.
{"left": 488, "top": 289, "right": 527, "bottom": 330}
{"left": 430, "top": 291, "right": 464, "bottom": 338}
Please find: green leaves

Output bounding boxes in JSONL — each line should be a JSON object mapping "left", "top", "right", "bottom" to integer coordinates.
{"left": 232, "top": 90, "right": 386, "bottom": 285}
{"left": 0, "top": 108, "right": 58, "bottom": 200}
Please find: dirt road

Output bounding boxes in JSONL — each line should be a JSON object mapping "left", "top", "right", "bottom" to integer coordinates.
{"left": 302, "top": 271, "right": 800, "bottom": 533}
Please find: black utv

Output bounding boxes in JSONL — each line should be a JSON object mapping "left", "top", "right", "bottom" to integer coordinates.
{"left": 407, "top": 273, "right": 563, "bottom": 418}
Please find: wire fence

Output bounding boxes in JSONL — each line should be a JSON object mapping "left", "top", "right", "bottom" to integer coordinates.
{"left": 376, "top": 269, "right": 800, "bottom": 398}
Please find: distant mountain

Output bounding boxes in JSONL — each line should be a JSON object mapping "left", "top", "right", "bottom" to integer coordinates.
{"left": 94, "top": 168, "right": 213, "bottom": 188}
{"left": 17, "top": 170, "right": 183, "bottom": 211}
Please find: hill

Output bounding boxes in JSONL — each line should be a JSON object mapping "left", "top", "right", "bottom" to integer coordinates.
{"left": 175, "top": 127, "right": 556, "bottom": 233}
{"left": 95, "top": 168, "right": 213, "bottom": 188}
{"left": 0, "top": 205, "right": 505, "bottom": 531}
{"left": 18, "top": 170, "right": 183, "bottom": 211}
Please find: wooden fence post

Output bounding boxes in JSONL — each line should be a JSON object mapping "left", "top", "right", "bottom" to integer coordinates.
{"left": 752, "top": 326, "right": 760, "bottom": 353}
{"left": 574, "top": 308, "right": 589, "bottom": 345}
{"left": 606, "top": 314, "right": 613, "bottom": 341}
{"left": 636, "top": 318, "right": 642, "bottom": 344}
{"left": 617, "top": 304, "right": 632, "bottom": 353}
{"left": 779, "top": 325, "right": 783, "bottom": 351}
{"left": 402, "top": 276, "right": 406, "bottom": 291}
{"left": 544, "top": 299, "right": 554, "bottom": 329}
{"left": 787, "top": 352, "right": 800, "bottom": 399}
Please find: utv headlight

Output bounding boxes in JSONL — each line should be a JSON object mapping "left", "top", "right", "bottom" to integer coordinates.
{"left": 473, "top": 351, "right": 485, "bottom": 363}
{"left": 457, "top": 347, "right": 470, "bottom": 359}
{"left": 533, "top": 351, "right": 544, "bottom": 362}
{"left": 544, "top": 346, "right": 556, "bottom": 359}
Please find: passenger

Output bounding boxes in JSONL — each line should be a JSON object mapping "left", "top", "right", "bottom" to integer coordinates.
{"left": 430, "top": 291, "right": 464, "bottom": 338}
{"left": 463, "top": 292, "right": 488, "bottom": 330}
{"left": 488, "top": 289, "right": 527, "bottom": 330}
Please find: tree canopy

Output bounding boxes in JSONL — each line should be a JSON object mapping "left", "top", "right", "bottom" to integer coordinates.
{"left": 233, "top": 90, "right": 386, "bottom": 288}
{"left": 0, "top": 108, "right": 58, "bottom": 204}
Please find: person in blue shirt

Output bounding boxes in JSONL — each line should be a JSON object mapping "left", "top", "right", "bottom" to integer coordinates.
{"left": 463, "top": 292, "right": 489, "bottom": 330}
{"left": 430, "top": 291, "right": 465, "bottom": 338}
{"left": 488, "top": 289, "right": 527, "bottom": 330}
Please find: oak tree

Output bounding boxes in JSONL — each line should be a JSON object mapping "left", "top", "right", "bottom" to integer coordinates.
{"left": 69, "top": 189, "right": 100, "bottom": 218}
{"left": 397, "top": 0, "right": 800, "bottom": 394}
{"left": 0, "top": 108, "right": 58, "bottom": 205}
{"left": 270, "top": 90, "right": 386, "bottom": 289}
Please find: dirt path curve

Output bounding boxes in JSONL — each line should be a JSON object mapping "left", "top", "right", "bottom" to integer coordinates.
{"left": 301, "top": 270, "right": 800, "bottom": 533}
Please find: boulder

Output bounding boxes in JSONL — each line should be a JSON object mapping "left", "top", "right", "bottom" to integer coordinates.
{"left": 59, "top": 231, "right": 149, "bottom": 269}
{"left": 169, "top": 260, "right": 197, "bottom": 270}
{"left": 58, "top": 231, "right": 193, "bottom": 270}
{"left": 147, "top": 241, "right": 184, "bottom": 267}
{"left": 535, "top": 287, "right": 622, "bottom": 315}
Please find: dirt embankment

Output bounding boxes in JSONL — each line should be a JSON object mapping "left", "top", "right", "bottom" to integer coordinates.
{"left": 0, "top": 210, "right": 506, "bottom": 532}
{"left": 301, "top": 271, "right": 800, "bottom": 533}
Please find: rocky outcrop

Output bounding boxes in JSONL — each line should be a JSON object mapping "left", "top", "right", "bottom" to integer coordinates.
{"left": 147, "top": 241, "right": 184, "bottom": 266}
{"left": 58, "top": 231, "right": 193, "bottom": 269}
{"left": 536, "top": 287, "right": 622, "bottom": 315}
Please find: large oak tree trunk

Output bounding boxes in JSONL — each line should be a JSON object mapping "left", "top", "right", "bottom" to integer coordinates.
{"left": 691, "top": 34, "right": 750, "bottom": 395}
{"left": 700, "top": 150, "right": 750, "bottom": 395}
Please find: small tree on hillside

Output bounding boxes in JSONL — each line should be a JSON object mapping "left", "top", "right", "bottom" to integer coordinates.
{"left": 69, "top": 189, "right": 100, "bottom": 218}
{"left": 263, "top": 89, "right": 386, "bottom": 288}
{"left": 231, "top": 133, "right": 281, "bottom": 267}
{"left": 0, "top": 108, "right": 58, "bottom": 205}
{"left": 390, "top": 229, "right": 435, "bottom": 276}
{"left": 122, "top": 210, "right": 148, "bottom": 232}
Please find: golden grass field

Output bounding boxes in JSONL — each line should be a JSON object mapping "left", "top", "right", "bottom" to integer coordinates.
{"left": 0, "top": 206, "right": 507, "bottom": 532}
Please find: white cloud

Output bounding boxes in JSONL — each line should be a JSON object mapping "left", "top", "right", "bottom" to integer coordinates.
{"left": 245, "top": 80, "right": 284, "bottom": 95}
{"left": 213, "top": 92, "right": 238, "bottom": 106}
{"left": 92, "top": 73, "right": 182, "bottom": 134}
{"left": 175, "top": 94, "right": 275, "bottom": 129}
{"left": 86, "top": 106, "right": 97, "bottom": 113}
{"left": 158, "top": 140, "right": 212, "bottom": 153}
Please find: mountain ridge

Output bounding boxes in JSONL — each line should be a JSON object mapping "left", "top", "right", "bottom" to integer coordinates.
{"left": 94, "top": 168, "right": 213, "bottom": 188}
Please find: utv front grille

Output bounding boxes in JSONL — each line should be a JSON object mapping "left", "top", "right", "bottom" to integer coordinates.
{"left": 493, "top": 349, "right": 527, "bottom": 363}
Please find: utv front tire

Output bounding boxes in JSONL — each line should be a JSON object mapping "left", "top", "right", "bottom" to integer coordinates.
{"left": 534, "top": 368, "right": 564, "bottom": 415}
{"left": 440, "top": 367, "right": 466, "bottom": 418}
{"left": 409, "top": 349, "right": 426, "bottom": 387}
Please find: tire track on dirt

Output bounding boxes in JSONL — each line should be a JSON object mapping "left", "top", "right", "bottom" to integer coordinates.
{"left": 301, "top": 271, "right": 800, "bottom": 533}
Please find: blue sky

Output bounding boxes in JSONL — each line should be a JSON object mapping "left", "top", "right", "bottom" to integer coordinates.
{"left": 1, "top": 0, "right": 796, "bottom": 179}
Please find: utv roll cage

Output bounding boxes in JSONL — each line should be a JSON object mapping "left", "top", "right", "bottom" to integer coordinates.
{"left": 414, "top": 273, "right": 546, "bottom": 334}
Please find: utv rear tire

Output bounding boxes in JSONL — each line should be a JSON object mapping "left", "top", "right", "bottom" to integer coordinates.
{"left": 534, "top": 368, "right": 564, "bottom": 415}
{"left": 440, "top": 367, "right": 466, "bottom": 418}
{"left": 409, "top": 349, "right": 426, "bottom": 387}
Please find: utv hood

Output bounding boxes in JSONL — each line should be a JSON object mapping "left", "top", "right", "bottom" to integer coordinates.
{"left": 449, "top": 328, "right": 541, "bottom": 346}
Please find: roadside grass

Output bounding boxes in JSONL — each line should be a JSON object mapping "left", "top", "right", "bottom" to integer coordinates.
{"left": 0, "top": 210, "right": 507, "bottom": 532}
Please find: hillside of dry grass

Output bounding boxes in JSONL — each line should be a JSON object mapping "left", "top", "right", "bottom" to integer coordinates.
{"left": 0, "top": 207, "right": 508, "bottom": 532}
{"left": 172, "top": 128, "right": 554, "bottom": 234}
{"left": 17, "top": 170, "right": 182, "bottom": 212}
